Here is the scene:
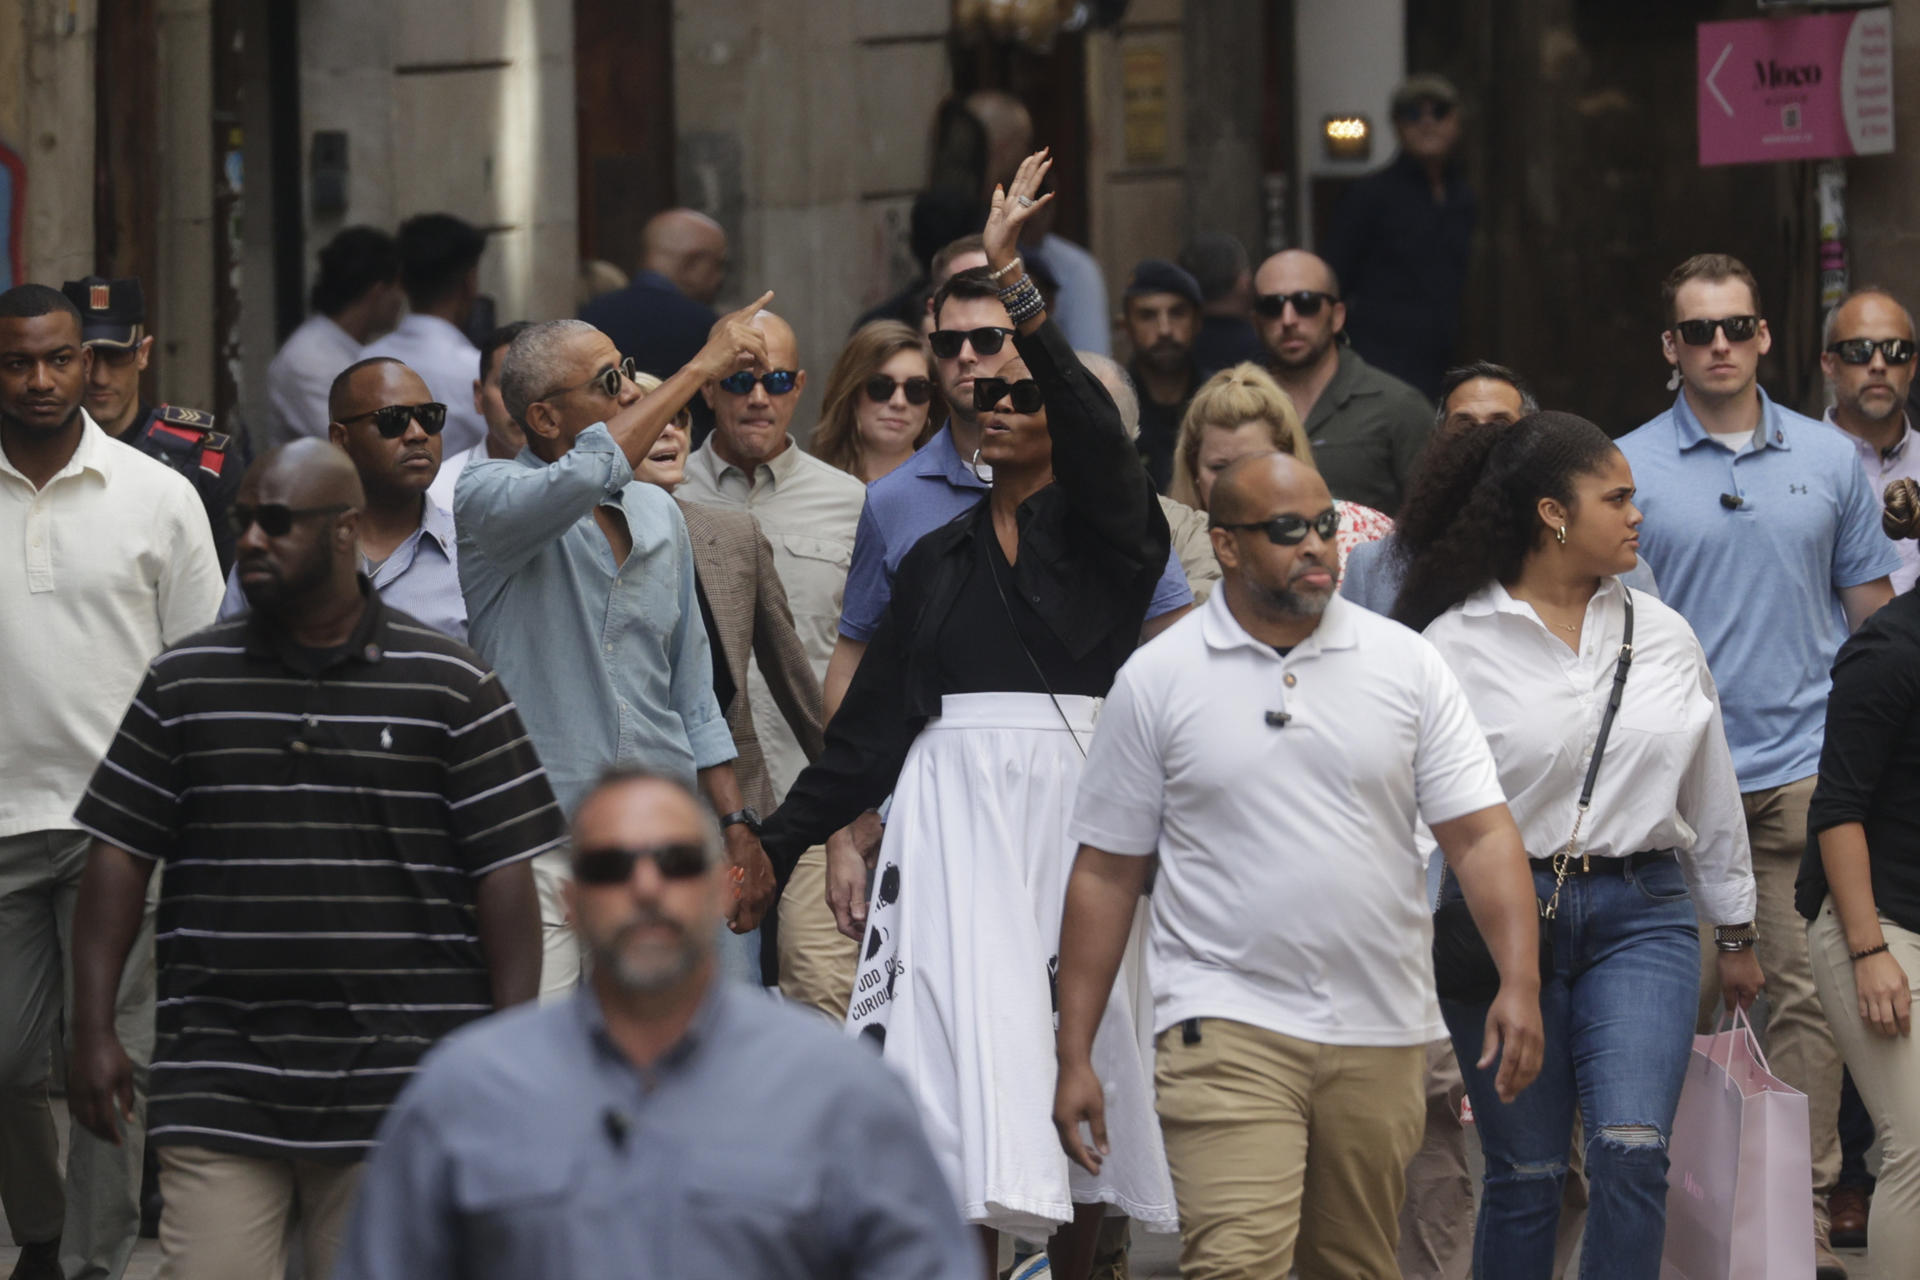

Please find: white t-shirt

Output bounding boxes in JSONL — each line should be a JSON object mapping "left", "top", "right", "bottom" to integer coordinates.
{"left": 1069, "top": 590, "right": 1507, "bottom": 1047}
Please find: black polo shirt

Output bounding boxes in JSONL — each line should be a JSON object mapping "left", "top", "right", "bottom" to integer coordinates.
{"left": 73, "top": 585, "right": 565, "bottom": 1162}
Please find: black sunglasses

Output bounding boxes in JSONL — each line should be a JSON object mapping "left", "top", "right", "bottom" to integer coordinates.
{"left": 1827, "top": 337, "right": 1918, "bottom": 366}
{"left": 1672, "top": 316, "right": 1760, "bottom": 346}
{"left": 1253, "top": 291, "right": 1338, "bottom": 320}
{"left": 929, "top": 327, "right": 1015, "bottom": 360}
{"left": 572, "top": 842, "right": 711, "bottom": 886}
{"left": 717, "top": 369, "right": 799, "bottom": 396}
{"left": 228, "top": 502, "right": 353, "bottom": 538}
{"left": 864, "top": 374, "right": 933, "bottom": 406}
{"left": 1393, "top": 98, "right": 1455, "bottom": 125}
{"left": 544, "top": 357, "right": 639, "bottom": 403}
{"left": 1212, "top": 506, "right": 1341, "bottom": 547}
{"left": 973, "top": 376, "right": 1045, "bottom": 415}
{"left": 336, "top": 401, "right": 447, "bottom": 439}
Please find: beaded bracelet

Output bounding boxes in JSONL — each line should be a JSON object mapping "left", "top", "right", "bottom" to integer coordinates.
{"left": 987, "top": 256, "right": 1025, "bottom": 282}
{"left": 1851, "top": 942, "right": 1891, "bottom": 961}
{"left": 999, "top": 274, "right": 1045, "bottom": 325}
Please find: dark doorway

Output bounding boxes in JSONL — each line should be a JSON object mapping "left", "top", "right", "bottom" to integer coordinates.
{"left": 946, "top": 32, "right": 1092, "bottom": 246}
{"left": 1408, "top": 0, "right": 1816, "bottom": 431}
{"left": 574, "top": 0, "right": 677, "bottom": 275}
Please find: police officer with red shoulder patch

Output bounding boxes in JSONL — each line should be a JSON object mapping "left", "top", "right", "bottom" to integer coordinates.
{"left": 62, "top": 275, "right": 246, "bottom": 570}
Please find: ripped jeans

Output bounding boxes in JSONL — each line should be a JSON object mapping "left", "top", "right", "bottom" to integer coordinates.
{"left": 1440, "top": 855, "right": 1701, "bottom": 1280}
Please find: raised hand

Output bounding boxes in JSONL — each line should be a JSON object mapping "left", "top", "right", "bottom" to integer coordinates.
{"left": 696, "top": 290, "right": 776, "bottom": 383}
{"left": 983, "top": 148, "right": 1054, "bottom": 274}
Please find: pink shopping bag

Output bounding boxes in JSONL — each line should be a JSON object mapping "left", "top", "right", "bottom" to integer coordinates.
{"left": 1660, "top": 1009, "right": 1815, "bottom": 1280}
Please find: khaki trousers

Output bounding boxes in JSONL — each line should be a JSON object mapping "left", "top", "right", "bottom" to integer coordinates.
{"left": 1694, "top": 776, "right": 1841, "bottom": 1241}
{"left": 0, "top": 829, "right": 154, "bottom": 1280}
{"left": 777, "top": 846, "right": 859, "bottom": 1020}
{"left": 1154, "top": 1017, "right": 1424, "bottom": 1279}
{"left": 154, "top": 1144, "right": 362, "bottom": 1280}
{"left": 1809, "top": 904, "right": 1920, "bottom": 1271}
{"left": 1398, "top": 1040, "right": 1473, "bottom": 1280}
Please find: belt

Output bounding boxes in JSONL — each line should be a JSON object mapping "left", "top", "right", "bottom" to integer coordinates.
{"left": 1527, "top": 848, "right": 1674, "bottom": 877}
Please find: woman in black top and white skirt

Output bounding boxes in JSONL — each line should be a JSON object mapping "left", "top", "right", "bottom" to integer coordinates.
{"left": 1802, "top": 477, "right": 1920, "bottom": 1275}
{"left": 759, "top": 151, "right": 1178, "bottom": 1280}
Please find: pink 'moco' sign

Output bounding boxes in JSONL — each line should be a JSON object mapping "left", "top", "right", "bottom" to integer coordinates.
{"left": 1698, "top": 10, "right": 1894, "bottom": 166}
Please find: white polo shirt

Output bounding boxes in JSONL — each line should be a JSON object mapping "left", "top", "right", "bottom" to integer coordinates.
{"left": 1, "top": 412, "right": 224, "bottom": 837}
{"left": 1069, "top": 589, "right": 1506, "bottom": 1047}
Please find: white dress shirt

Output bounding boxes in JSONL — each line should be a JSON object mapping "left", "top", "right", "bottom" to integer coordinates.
{"left": 1069, "top": 590, "right": 1508, "bottom": 1047}
{"left": 677, "top": 436, "right": 865, "bottom": 798}
{"left": 1422, "top": 577, "right": 1756, "bottom": 926}
{"left": 1, "top": 412, "right": 224, "bottom": 837}
{"left": 266, "top": 314, "right": 363, "bottom": 446}
{"left": 361, "top": 314, "right": 487, "bottom": 458}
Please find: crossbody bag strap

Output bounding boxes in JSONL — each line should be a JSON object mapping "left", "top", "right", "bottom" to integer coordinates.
{"left": 1543, "top": 588, "right": 1634, "bottom": 919}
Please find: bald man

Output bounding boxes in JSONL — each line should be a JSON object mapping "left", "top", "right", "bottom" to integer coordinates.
{"left": 1823, "top": 287, "right": 1920, "bottom": 592}
{"left": 216, "top": 358, "right": 466, "bottom": 639}
{"left": 1053, "top": 452, "right": 1541, "bottom": 1279}
{"left": 67, "top": 439, "right": 555, "bottom": 1280}
{"left": 1253, "top": 249, "right": 1433, "bottom": 514}
{"left": 678, "top": 310, "right": 867, "bottom": 1001}
{"left": 580, "top": 208, "right": 730, "bottom": 439}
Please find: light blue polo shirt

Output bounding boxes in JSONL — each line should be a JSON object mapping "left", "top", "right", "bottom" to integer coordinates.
{"left": 1617, "top": 388, "right": 1900, "bottom": 791}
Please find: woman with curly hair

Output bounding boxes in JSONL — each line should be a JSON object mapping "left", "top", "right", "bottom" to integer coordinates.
{"left": 809, "top": 320, "right": 940, "bottom": 482}
{"left": 1394, "top": 411, "right": 1762, "bottom": 1279}
{"left": 1167, "top": 362, "right": 1394, "bottom": 561}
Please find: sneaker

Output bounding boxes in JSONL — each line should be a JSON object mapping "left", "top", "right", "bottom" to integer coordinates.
{"left": 1009, "top": 1255, "right": 1052, "bottom": 1280}
{"left": 1828, "top": 1184, "right": 1869, "bottom": 1250}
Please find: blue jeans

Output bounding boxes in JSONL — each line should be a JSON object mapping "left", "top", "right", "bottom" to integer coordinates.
{"left": 1440, "top": 856, "right": 1700, "bottom": 1280}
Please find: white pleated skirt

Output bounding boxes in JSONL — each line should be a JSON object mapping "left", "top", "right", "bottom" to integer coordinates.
{"left": 847, "top": 692, "right": 1177, "bottom": 1238}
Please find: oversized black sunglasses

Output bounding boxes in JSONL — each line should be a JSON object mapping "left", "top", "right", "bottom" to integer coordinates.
{"left": 1253, "top": 290, "right": 1338, "bottom": 320}
{"left": 972, "top": 376, "right": 1045, "bottom": 415}
{"left": 717, "top": 369, "right": 799, "bottom": 396}
{"left": 1672, "top": 316, "right": 1760, "bottom": 346}
{"left": 572, "top": 842, "right": 711, "bottom": 886}
{"left": 336, "top": 402, "right": 447, "bottom": 439}
{"left": 1212, "top": 506, "right": 1341, "bottom": 547}
{"left": 228, "top": 502, "right": 354, "bottom": 538}
{"left": 864, "top": 374, "right": 934, "bottom": 406}
{"left": 544, "top": 357, "right": 639, "bottom": 403}
{"left": 1827, "top": 337, "right": 1918, "bottom": 366}
{"left": 1393, "top": 98, "right": 1455, "bottom": 125}
{"left": 929, "top": 327, "right": 1016, "bottom": 360}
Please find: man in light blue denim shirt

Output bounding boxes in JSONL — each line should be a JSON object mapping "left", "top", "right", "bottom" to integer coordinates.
{"left": 456, "top": 299, "right": 782, "bottom": 996}
{"left": 334, "top": 770, "right": 978, "bottom": 1280}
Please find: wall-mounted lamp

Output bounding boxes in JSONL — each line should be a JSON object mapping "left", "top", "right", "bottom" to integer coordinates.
{"left": 1322, "top": 114, "right": 1372, "bottom": 162}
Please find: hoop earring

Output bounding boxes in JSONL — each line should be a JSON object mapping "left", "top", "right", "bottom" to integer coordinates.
{"left": 1555, "top": 524, "right": 1568, "bottom": 546}
{"left": 968, "top": 447, "right": 993, "bottom": 484}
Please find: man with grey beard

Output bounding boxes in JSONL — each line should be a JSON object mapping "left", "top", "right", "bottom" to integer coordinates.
{"left": 336, "top": 768, "right": 978, "bottom": 1280}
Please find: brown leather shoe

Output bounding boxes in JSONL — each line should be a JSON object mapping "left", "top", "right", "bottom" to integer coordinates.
{"left": 1829, "top": 1184, "right": 1870, "bottom": 1250}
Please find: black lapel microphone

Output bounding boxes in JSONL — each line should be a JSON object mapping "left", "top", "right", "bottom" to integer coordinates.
{"left": 602, "top": 1107, "right": 630, "bottom": 1152}
{"left": 1265, "top": 710, "right": 1292, "bottom": 728}
{"left": 1719, "top": 492, "right": 1744, "bottom": 509}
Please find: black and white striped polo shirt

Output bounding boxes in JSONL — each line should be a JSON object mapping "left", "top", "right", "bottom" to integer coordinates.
{"left": 74, "top": 588, "right": 565, "bottom": 1162}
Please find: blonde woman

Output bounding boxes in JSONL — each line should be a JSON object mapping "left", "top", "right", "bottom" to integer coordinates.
{"left": 1169, "top": 362, "right": 1395, "bottom": 559}
{"left": 809, "top": 321, "right": 941, "bottom": 482}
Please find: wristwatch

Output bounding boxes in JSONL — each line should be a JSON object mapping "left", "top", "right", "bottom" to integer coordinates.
{"left": 1714, "top": 921, "right": 1758, "bottom": 952}
{"left": 719, "top": 807, "right": 762, "bottom": 836}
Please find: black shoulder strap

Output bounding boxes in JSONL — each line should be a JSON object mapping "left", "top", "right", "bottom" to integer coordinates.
{"left": 1578, "top": 589, "right": 1635, "bottom": 808}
